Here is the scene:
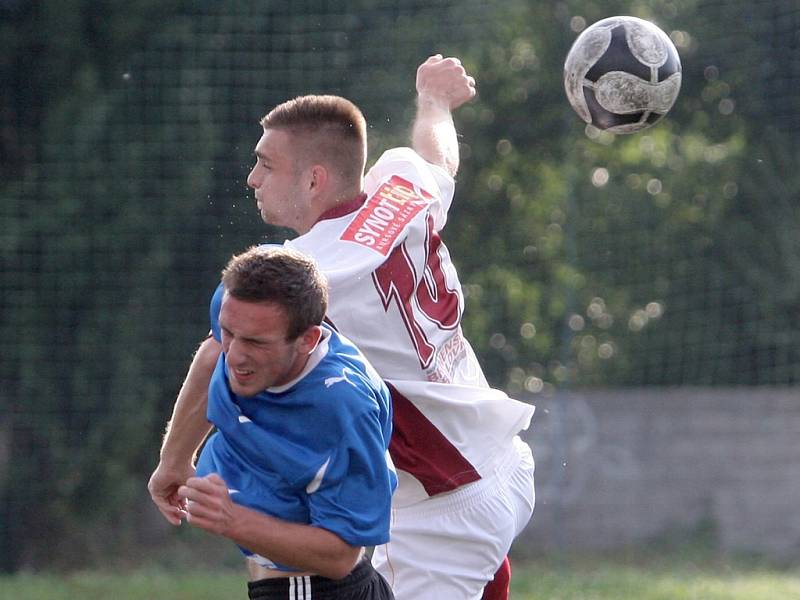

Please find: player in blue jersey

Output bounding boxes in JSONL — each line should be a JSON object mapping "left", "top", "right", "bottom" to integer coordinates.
{"left": 174, "top": 245, "right": 396, "bottom": 599}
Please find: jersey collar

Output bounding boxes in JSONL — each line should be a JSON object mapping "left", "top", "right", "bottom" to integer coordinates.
{"left": 265, "top": 327, "right": 332, "bottom": 394}
{"left": 315, "top": 193, "right": 367, "bottom": 225}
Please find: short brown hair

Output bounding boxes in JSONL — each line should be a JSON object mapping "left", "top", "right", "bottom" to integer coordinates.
{"left": 260, "top": 95, "right": 367, "bottom": 186}
{"left": 221, "top": 246, "right": 328, "bottom": 340}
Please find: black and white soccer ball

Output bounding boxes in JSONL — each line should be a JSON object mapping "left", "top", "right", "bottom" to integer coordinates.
{"left": 564, "top": 16, "right": 682, "bottom": 134}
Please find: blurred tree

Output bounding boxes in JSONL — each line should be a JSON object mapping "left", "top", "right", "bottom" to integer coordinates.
{"left": 2, "top": 0, "right": 799, "bottom": 572}
{"left": 449, "top": 0, "right": 800, "bottom": 390}
{"left": 0, "top": 0, "right": 191, "bottom": 572}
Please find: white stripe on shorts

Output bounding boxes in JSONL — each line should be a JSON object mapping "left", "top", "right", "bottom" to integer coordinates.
{"left": 288, "top": 576, "right": 312, "bottom": 600}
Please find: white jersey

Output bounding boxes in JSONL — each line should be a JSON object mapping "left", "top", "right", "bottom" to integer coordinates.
{"left": 288, "top": 147, "right": 534, "bottom": 504}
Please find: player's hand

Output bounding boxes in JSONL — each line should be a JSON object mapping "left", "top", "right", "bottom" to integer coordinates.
{"left": 416, "top": 55, "right": 476, "bottom": 111}
{"left": 178, "top": 473, "right": 237, "bottom": 537}
{"left": 147, "top": 460, "right": 195, "bottom": 526}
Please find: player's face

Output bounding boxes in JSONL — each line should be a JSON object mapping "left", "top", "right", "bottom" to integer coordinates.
{"left": 218, "top": 293, "right": 319, "bottom": 397}
{"left": 247, "top": 128, "right": 311, "bottom": 233}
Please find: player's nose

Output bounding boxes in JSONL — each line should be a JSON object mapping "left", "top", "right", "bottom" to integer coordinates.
{"left": 225, "top": 341, "right": 247, "bottom": 368}
{"left": 246, "top": 165, "right": 260, "bottom": 189}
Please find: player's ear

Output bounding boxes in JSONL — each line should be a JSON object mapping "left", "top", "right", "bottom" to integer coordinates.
{"left": 298, "top": 325, "right": 322, "bottom": 355}
{"left": 307, "top": 164, "right": 328, "bottom": 194}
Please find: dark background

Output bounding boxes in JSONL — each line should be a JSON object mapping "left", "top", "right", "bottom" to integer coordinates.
{"left": 2, "top": 0, "right": 798, "bottom": 572}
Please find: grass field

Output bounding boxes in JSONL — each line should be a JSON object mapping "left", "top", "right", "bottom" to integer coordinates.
{"left": 2, "top": 554, "right": 799, "bottom": 600}
{"left": 513, "top": 558, "right": 800, "bottom": 600}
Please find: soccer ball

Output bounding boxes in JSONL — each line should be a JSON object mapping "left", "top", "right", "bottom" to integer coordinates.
{"left": 564, "top": 16, "right": 682, "bottom": 134}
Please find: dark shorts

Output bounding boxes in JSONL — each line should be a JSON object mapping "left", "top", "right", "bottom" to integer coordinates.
{"left": 247, "top": 558, "right": 394, "bottom": 600}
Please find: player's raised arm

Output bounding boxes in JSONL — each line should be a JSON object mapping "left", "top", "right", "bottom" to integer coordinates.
{"left": 411, "top": 54, "right": 476, "bottom": 177}
{"left": 147, "top": 335, "right": 220, "bottom": 525}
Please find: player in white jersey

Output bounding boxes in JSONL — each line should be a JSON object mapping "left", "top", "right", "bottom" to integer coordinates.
{"left": 149, "top": 55, "right": 535, "bottom": 600}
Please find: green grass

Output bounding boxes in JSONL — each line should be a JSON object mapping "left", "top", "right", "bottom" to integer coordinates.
{"left": 1, "top": 557, "right": 798, "bottom": 599}
{"left": 511, "top": 558, "right": 800, "bottom": 600}
{"left": 0, "top": 570, "right": 246, "bottom": 600}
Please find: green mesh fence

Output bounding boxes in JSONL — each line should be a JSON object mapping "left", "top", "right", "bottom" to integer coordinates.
{"left": 1, "top": 0, "right": 799, "bottom": 571}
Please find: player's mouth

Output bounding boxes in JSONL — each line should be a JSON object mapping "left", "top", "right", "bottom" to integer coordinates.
{"left": 231, "top": 367, "right": 256, "bottom": 385}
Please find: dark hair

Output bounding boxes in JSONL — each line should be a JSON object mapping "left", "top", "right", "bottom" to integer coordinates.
{"left": 260, "top": 95, "right": 367, "bottom": 186}
{"left": 221, "top": 246, "right": 328, "bottom": 340}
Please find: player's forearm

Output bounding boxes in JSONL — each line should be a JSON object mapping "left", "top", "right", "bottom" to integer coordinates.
{"left": 226, "top": 504, "right": 362, "bottom": 580}
{"left": 159, "top": 336, "right": 220, "bottom": 464}
{"left": 411, "top": 94, "right": 460, "bottom": 177}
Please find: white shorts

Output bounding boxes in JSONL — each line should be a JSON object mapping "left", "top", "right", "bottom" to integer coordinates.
{"left": 372, "top": 436, "right": 535, "bottom": 600}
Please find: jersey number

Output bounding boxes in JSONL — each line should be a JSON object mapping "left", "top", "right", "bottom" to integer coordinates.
{"left": 373, "top": 214, "right": 460, "bottom": 368}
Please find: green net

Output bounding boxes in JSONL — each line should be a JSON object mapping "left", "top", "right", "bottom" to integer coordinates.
{"left": 1, "top": 0, "right": 799, "bottom": 570}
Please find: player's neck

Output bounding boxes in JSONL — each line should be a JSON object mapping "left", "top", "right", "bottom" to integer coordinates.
{"left": 300, "top": 187, "right": 365, "bottom": 233}
{"left": 332, "top": 183, "right": 363, "bottom": 207}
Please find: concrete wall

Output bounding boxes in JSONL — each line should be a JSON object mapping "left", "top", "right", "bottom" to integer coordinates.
{"left": 516, "top": 387, "right": 800, "bottom": 560}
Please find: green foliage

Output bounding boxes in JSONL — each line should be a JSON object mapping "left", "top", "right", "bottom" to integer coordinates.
{"left": 447, "top": 0, "right": 800, "bottom": 390}
{"left": 2, "top": 0, "right": 800, "bottom": 572}
{"left": 0, "top": 0, "right": 207, "bottom": 572}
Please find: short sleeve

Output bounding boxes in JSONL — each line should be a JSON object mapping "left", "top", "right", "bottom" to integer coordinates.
{"left": 306, "top": 408, "right": 396, "bottom": 547}
{"left": 364, "top": 147, "right": 456, "bottom": 231}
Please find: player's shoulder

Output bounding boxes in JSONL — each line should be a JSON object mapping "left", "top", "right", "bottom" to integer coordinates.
{"left": 366, "top": 147, "right": 455, "bottom": 206}
{"left": 314, "top": 331, "right": 388, "bottom": 408}
{"left": 376, "top": 146, "right": 418, "bottom": 162}
{"left": 372, "top": 147, "right": 448, "bottom": 176}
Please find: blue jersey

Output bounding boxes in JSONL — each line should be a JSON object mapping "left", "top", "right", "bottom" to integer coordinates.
{"left": 197, "top": 286, "right": 396, "bottom": 571}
